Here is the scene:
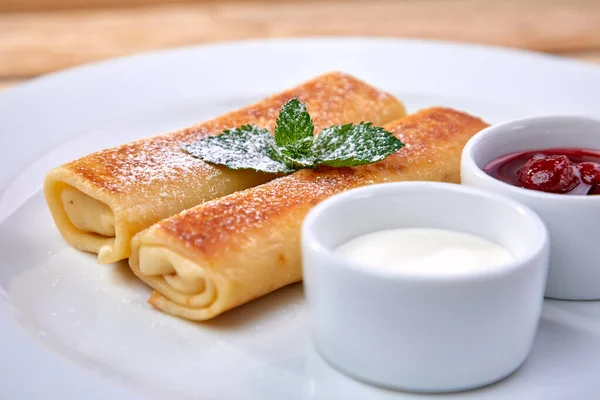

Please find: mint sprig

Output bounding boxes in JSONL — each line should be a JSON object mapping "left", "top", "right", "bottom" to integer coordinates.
{"left": 182, "top": 97, "right": 404, "bottom": 174}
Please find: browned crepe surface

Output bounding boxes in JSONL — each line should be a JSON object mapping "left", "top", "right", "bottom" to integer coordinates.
{"left": 44, "top": 71, "right": 406, "bottom": 263}
{"left": 129, "top": 107, "right": 488, "bottom": 321}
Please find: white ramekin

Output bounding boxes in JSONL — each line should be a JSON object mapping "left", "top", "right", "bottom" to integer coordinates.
{"left": 461, "top": 115, "right": 600, "bottom": 300}
{"left": 302, "top": 182, "right": 549, "bottom": 393}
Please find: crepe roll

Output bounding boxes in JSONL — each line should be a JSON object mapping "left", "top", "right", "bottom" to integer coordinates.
{"left": 44, "top": 72, "right": 406, "bottom": 263}
{"left": 129, "top": 107, "right": 489, "bottom": 321}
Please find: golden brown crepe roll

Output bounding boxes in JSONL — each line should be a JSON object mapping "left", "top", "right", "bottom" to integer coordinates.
{"left": 44, "top": 72, "right": 406, "bottom": 263}
{"left": 129, "top": 107, "right": 489, "bottom": 321}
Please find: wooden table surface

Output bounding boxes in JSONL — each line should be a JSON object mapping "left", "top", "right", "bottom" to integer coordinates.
{"left": 1, "top": 0, "right": 599, "bottom": 92}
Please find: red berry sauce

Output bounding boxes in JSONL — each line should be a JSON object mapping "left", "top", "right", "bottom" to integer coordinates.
{"left": 484, "top": 148, "right": 600, "bottom": 195}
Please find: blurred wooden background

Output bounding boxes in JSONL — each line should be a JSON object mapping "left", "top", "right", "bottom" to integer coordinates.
{"left": 1, "top": 0, "right": 599, "bottom": 92}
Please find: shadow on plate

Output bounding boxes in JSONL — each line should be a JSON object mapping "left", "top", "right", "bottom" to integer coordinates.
{"left": 199, "top": 283, "right": 305, "bottom": 331}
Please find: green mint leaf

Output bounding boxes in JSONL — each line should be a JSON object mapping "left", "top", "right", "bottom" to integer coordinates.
{"left": 183, "top": 99, "right": 404, "bottom": 175}
{"left": 312, "top": 122, "right": 404, "bottom": 168}
{"left": 280, "top": 154, "right": 316, "bottom": 170}
{"left": 274, "top": 97, "right": 315, "bottom": 148}
{"left": 274, "top": 97, "right": 315, "bottom": 167}
{"left": 182, "top": 125, "right": 290, "bottom": 174}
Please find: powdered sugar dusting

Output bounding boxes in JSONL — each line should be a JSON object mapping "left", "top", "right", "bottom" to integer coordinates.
{"left": 156, "top": 108, "right": 488, "bottom": 257}
{"left": 74, "top": 135, "right": 208, "bottom": 194}
{"left": 183, "top": 126, "right": 289, "bottom": 173}
{"left": 65, "top": 71, "right": 403, "bottom": 202}
{"left": 313, "top": 123, "right": 402, "bottom": 166}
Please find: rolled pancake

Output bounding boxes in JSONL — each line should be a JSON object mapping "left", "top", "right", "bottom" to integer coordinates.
{"left": 129, "top": 107, "right": 489, "bottom": 321}
{"left": 44, "top": 72, "right": 406, "bottom": 263}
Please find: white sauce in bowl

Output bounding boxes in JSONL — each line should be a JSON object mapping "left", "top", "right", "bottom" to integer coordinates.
{"left": 336, "top": 228, "right": 514, "bottom": 276}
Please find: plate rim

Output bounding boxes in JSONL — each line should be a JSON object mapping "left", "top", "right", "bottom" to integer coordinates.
{"left": 3, "top": 36, "right": 600, "bottom": 97}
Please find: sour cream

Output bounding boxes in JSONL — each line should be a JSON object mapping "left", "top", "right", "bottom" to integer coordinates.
{"left": 336, "top": 228, "right": 514, "bottom": 275}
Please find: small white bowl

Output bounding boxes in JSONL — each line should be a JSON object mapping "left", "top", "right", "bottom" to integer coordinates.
{"left": 461, "top": 115, "right": 600, "bottom": 300}
{"left": 301, "top": 182, "right": 549, "bottom": 393}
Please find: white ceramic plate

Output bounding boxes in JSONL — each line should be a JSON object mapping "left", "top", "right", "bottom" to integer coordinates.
{"left": 1, "top": 38, "right": 600, "bottom": 400}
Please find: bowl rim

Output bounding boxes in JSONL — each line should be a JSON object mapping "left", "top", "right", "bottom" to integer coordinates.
{"left": 302, "top": 181, "right": 549, "bottom": 283}
{"left": 461, "top": 114, "right": 600, "bottom": 203}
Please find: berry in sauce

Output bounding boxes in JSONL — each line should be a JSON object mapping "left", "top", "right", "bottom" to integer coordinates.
{"left": 484, "top": 148, "right": 600, "bottom": 196}
{"left": 517, "top": 155, "right": 579, "bottom": 193}
{"left": 577, "top": 162, "right": 600, "bottom": 185}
